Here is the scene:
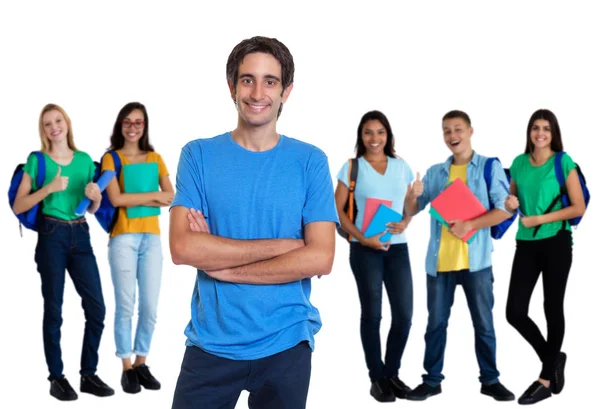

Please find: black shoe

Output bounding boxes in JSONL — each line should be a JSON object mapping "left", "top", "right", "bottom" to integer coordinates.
{"left": 80, "top": 374, "right": 115, "bottom": 397}
{"left": 134, "top": 364, "right": 161, "bottom": 390}
{"left": 50, "top": 377, "right": 78, "bottom": 401}
{"left": 481, "top": 381, "right": 515, "bottom": 401}
{"left": 121, "top": 369, "right": 141, "bottom": 394}
{"left": 370, "top": 378, "right": 395, "bottom": 402}
{"left": 388, "top": 376, "right": 412, "bottom": 399}
{"left": 518, "top": 381, "right": 551, "bottom": 405}
{"left": 406, "top": 383, "right": 442, "bottom": 401}
{"left": 551, "top": 352, "right": 567, "bottom": 394}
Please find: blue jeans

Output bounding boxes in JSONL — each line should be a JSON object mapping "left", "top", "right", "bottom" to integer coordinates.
{"left": 172, "top": 342, "right": 311, "bottom": 409}
{"left": 349, "top": 243, "right": 413, "bottom": 381}
{"left": 109, "top": 233, "right": 163, "bottom": 358}
{"left": 422, "top": 267, "right": 499, "bottom": 386}
{"left": 34, "top": 217, "right": 106, "bottom": 380}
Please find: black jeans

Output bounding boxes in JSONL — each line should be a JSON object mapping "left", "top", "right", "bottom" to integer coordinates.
{"left": 349, "top": 243, "right": 413, "bottom": 381}
{"left": 506, "top": 229, "right": 572, "bottom": 380}
{"left": 35, "top": 217, "right": 106, "bottom": 380}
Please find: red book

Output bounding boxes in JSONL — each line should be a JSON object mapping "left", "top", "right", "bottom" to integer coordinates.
{"left": 362, "top": 198, "right": 393, "bottom": 233}
{"left": 430, "top": 178, "right": 487, "bottom": 242}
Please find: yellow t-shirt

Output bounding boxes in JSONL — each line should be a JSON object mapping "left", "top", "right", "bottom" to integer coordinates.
{"left": 101, "top": 150, "right": 169, "bottom": 237}
{"left": 437, "top": 164, "right": 470, "bottom": 272}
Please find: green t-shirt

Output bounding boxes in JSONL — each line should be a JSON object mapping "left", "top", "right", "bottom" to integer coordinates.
{"left": 509, "top": 152, "right": 577, "bottom": 241}
{"left": 23, "top": 151, "right": 96, "bottom": 221}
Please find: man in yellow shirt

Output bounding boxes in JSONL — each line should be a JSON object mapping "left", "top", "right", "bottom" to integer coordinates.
{"left": 404, "top": 110, "right": 514, "bottom": 402}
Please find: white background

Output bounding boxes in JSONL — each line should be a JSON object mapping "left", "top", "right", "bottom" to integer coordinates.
{"left": 1, "top": 1, "right": 598, "bottom": 408}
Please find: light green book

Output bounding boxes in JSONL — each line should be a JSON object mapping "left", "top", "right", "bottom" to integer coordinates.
{"left": 123, "top": 162, "right": 161, "bottom": 219}
{"left": 428, "top": 206, "right": 477, "bottom": 244}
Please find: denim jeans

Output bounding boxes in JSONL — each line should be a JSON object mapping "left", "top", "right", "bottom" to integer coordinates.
{"left": 172, "top": 342, "right": 311, "bottom": 409}
{"left": 349, "top": 243, "right": 413, "bottom": 382}
{"left": 108, "top": 233, "right": 163, "bottom": 358}
{"left": 422, "top": 267, "right": 499, "bottom": 386}
{"left": 34, "top": 216, "right": 106, "bottom": 381}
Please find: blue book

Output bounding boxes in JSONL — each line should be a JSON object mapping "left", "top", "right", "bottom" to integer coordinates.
{"left": 363, "top": 204, "right": 403, "bottom": 242}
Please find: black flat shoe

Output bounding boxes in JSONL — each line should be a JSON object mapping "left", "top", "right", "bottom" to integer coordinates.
{"left": 370, "top": 378, "right": 395, "bottom": 402}
{"left": 518, "top": 381, "right": 551, "bottom": 405}
{"left": 388, "top": 376, "right": 411, "bottom": 399}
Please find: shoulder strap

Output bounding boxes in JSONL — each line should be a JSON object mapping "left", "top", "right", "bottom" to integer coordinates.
{"left": 533, "top": 152, "right": 567, "bottom": 237}
{"left": 108, "top": 150, "right": 122, "bottom": 176}
{"left": 32, "top": 151, "right": 45, "bottom": 189}
{"left": 554, "top": 151, "right": 566, "bottom": 191}
{"left": 483, "top": 157, "right": 496, "bottom": 190}
{"left": 348, "top": 158, "right": 358, "bottom": 192}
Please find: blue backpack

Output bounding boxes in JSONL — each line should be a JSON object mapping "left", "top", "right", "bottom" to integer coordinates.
{"left": 93, "top": 150, "right": 122, "bottom": 233}
{"left": 8, "top": 151, "right": 46, "bottom": 234}
{"left": 533, "top": 152, "right": 590, "bottom": 237}
{"left": 483, "top": 157, "right": 517, "bottom": 239}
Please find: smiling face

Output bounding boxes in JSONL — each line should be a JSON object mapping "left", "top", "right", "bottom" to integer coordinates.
{"left": 228, "top": 52, "right": 293, "bottom": 128}
{"left": 121, "top": 108, "right": 145, "bottom": 145}
{"left": 42, "top": 109, "right": 68, "bottom": 146}
{"left": 442, "top": 117, "right": 473, "bottom": 155}
{"left": 361, "top": 120, "right": 387, "bottom": 156}
{"left": 529, "top": 119, "right": 552, "bottom": 151}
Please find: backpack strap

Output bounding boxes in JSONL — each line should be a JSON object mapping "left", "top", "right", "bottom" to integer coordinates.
{"left": 108, "top": 150, "right": 122, "bottom": 176}
{"left": 533, "top": 152, "right": 567, "bottom": 237}
{"left": 32, "top": 151, "right": 45, "bottom": 189}
{"left": 347, "top": 158, "right": 358, "bottom": 241}
{"left": 348, "top": 158, "right": 358, "bottom": 192}
{"left": 554, "top": 151, "right": 566, "bottom": 190}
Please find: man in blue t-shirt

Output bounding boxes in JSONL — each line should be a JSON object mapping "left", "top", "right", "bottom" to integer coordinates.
{"left": 169, "top": 36, "right": 339, "bottom": 409}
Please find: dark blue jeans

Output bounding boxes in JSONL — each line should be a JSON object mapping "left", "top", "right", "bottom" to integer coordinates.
{"left": 349, "top": 243, "right": 413, "bottom": 382}
{"left": 422, "top": 267, "right": 499, "bottom": 386}
{"left": 34, "top": 217, "right": 106, "bottom": 381}
{"left": 171, "top": 342, "right": 312, "bottom": 409}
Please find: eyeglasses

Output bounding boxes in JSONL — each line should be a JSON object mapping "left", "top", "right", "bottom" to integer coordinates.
{"left": 121, "top": 119, "right": 145, "bottom": 129}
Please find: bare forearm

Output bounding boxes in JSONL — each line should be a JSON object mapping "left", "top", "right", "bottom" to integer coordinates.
{"left": 209, "top": 245, "right": 334, "bottom": 284}
{"left": 338, "top": 211, "right": 366, "bottom": 243}
{"left": 111, "top": 192, "right": 157, "bottom": 208}
{"left": 404, "top": 196, "right": 419, "bottom": 217}
{"left": 468, "top": 209, "right": 511, "bottom": 230}
{"left": 539, "top": 205, "right": 585, "bottom": 224}
{"left": 13, "top": 185, "right": 51, "bottom": 215}
{"left": 171, "top": 232, "right": 304, "bottom": 270}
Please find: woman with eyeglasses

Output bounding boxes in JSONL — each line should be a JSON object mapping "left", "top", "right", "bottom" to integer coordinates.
{"left": 101, "top": 102, "right": 174, "bottom": 394}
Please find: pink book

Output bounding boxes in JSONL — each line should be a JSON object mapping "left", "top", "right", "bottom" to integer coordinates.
{"left": 430, "top": 178, "right": 487, "bottom": 242}
{"left": 362, "top": 198, "right": 393, "bottom": 233}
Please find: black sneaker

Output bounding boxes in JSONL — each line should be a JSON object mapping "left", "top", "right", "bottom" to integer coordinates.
{"left": 370, "top": 378, "right": 395, "bottom": 402}
{"left": 50, "top": 377, "right": 78, "bottom": 401}
{"left": 389, "top": 376, "right": 412, "bottom": 399}
{"left": 551, "top": 352, "right": 567, "bottom": 394}
{"left": 406, "top": 383, "right": 442, "bottom": 401}
{"left": 80, "top": 374, "right": 115, "bottom": 397}
{"left": 517, "top": 381, "right": 551, "bottom": 405}
{"left": 481, "top": 381, "right": 515, "bottom": 401}
{"left": 134, "top": 364, "right": 161, "bottom": 390}
{"left": 121, "top": 369, "right": 141, "bottom": 394}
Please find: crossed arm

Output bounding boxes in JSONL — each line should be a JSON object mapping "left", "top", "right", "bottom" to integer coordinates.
{"left": 169, "top": 206, "right": 336, "bottom": 284}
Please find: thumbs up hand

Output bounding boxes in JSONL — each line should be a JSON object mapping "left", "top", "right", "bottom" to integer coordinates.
{"left": 48, "top": 166, "right": 69, "bottom": 193}
{"left": 407, "top": 172, "right": 424, "bottom": 199}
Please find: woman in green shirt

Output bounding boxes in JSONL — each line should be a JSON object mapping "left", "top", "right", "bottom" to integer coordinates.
{"left": 12, "top": 104, "right": 115, "bottom": 401}
{"left": 504, "top": 109, "right": 586, "bottom": 405}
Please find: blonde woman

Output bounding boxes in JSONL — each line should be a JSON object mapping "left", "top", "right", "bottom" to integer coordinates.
{"left": 12, "top": 104, "right": 114, "bottom": 401}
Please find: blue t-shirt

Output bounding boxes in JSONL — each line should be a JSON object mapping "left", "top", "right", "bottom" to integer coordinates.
{"left": 336, "top": 156, "right": 414, "bottom": 245}
{"left": 171, "top": 132, "right": 339, "bottom": 360}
